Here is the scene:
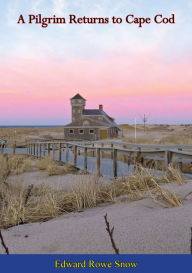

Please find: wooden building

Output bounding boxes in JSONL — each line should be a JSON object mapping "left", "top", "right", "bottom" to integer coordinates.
{"left": 64, "top": 93, "right": 120, "bottom": 141}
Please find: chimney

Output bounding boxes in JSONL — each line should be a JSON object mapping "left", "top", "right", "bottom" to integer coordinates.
{"left": 99, "top": 104, "right": 103, "bottom": 111}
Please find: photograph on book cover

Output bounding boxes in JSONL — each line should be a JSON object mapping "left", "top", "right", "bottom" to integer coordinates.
{"left": 0, "top": 0, "right": 192, "bottom": 256}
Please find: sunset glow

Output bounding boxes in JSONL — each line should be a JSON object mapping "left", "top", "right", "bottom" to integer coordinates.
{"left": 0, "top": 0, "right": 192, "bottom": 125}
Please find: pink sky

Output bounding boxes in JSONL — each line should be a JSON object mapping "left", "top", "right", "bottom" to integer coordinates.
{"left": 1, "top": 49, "right": 192, "bottom": 124}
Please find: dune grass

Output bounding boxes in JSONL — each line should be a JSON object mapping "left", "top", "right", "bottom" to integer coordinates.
{"left": 36, "top": 156, "right": 76, "bottom": 176}
{"left": 0, "top": 154, "right": 185, "bottom": 230}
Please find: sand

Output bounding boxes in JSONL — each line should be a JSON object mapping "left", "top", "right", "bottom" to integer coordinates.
{"left": 1, "top": 179, "right": 192, "bottom": 254}
{"left": 7, "top": 171, "right": 111, "bottom": 191}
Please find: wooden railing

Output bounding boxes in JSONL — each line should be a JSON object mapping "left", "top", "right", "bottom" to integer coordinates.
{"left": 25, "top": 141, "right": 192, "bottom": 178}
{"left": 1, "top": 140, "right": 192, "bottom": 178}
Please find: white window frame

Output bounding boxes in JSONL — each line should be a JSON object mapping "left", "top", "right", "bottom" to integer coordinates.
{"left": 89, "top": 129, "right": 94, "bottom": 134}
{"left": 79, "top": 129, "right": 84, "bottom": 134}
{"left": 69, "top": 129, "right": 74, "bottom": 134}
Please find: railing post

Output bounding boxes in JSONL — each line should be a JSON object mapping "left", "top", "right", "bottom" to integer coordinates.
{"left": 52, "top": 143, "right": 55, "bottom": 159}
{"left": 39, "top": 144, "right": 42, "bottom": 157}
{"left": 44, "top": 144, "right": 46, "bottom": 156}
{"left": 178, "top": 148, "right": 183, "bottom": 171}
{"left": 96, "top": 148, "right": 100, "bottom": 176}
{"left": 59, "top": 143, "right": 62, "bottom": 161}
{"left": 33, "top": 144, "right": 35, "bottom": 156}
{"left": 113, "top": 149, "right": 117, "bottom": 178}
{"left": 37, "top": 144, "right": 39, "bottom": 157}
{"left": 123, "top": 145, "right": 127, "bottom": 162}
{"left": 66, "top": 144, "right": 69, "bottom": 162}
{"left": 101, "top": 143, "right": 104, "bottom": 157}
{"left": 73, "top": 145, "right": 77, "bottom": 166}
{"left": 165, "top": 150, "right": 172, "bottom": 169}
{"left": 84, "top": 147, "right": 87, "bottom": 171}
{"left": 48, "top": 143, "right": 50, "bottom": 156}
{"left": 13, "top": 141, "right": 16, "bottom": 154}
{"left": 111, "top": 143, "right": 114, "bottom": 159}
{"left": 92, "top": 143, "right": 95, "bottom": 157}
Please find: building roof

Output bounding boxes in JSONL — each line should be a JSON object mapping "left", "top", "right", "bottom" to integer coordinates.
{"left": 71, "top": 93, "right": 85, "bottom": 100}
{"left": 83, "top": 109, "right": 115, "bottom": 123}
{"left": 83, "top": 109, "right": 102, "bottom": 115}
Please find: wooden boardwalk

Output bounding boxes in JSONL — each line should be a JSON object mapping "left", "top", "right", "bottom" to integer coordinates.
{"left": 1, "top": 140, "right": 192, "bottom": 178}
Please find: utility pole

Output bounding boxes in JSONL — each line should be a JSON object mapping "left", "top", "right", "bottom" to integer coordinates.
{"left": 141, "top": 114, "right": 149, "bottom": 132}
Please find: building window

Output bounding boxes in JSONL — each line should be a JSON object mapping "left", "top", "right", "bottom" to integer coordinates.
{"left": 69, "top": 129, "right": 74, "bottom": 134}
{"left": 89, "top": 129, "right": 94, "bottom": 134}
{"left": 79, "top": 129, "right": 84, "bottom": 134}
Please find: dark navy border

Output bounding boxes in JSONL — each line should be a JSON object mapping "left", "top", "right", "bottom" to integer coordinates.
{"left": 0, "top": 254, "right": 191, "bottom": 273}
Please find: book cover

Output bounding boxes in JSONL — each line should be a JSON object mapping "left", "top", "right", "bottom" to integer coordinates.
{"left": 0, "top": 1, "right": 192, "bottom": 271}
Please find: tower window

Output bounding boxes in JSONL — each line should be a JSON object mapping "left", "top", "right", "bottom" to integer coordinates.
{"left": 69, "top": 129, "right": 74, "bottom": 134}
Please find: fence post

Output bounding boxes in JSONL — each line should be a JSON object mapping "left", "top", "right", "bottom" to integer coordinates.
{"left": 178, "top": 148, "right": 183, "bottom": 171}
{"left": 96, "top": 148, "right": 100, "bottom": 176}
{"left": 48, "top": 143, "right": 50, "bottom": 156}
{"left": 113, "top": 149, "right": 117, "bottom": 178}
{"left": 73, "top": 145, "right": 77, "bottom": 166}
{"left": 101, "top": 143, "right": 104, "bottom": 158}
{"left": 59, "top": 143, "right": 62, "bottom": 161}
{"left": 165, "top": 150, "right": 172, "bottom": 169}
{"left": 33, "top": 144, "right": 35, "bottom": 156}
{"left": 92, "top": 143, "right": 95, "bottom": 157}
{"left": 84, "top": 147, "right": 87, "bottom": 171}
{"left": 44, "top": 144, "right": 46, "bottom": 156}
{"left": 52, "top": 143, "right": 55, "bottom": 159}
{"left": 66, "top": 144, "right": 69, "bottom": 162}
{"left": 13, "top": 141, "right": 16, "bottom": 154}
{"left": 111, "top": 143, "right": 114, "bottom": 159}
{"left": 123, "top": 145, "right": 127, "bottom": 162}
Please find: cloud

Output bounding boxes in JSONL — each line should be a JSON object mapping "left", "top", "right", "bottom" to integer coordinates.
{"left": 52, "top": 0, "right": 67, "bottom": 16}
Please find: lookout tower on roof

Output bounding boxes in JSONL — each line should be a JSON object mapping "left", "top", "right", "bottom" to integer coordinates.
{"left": 70, "top": 93, "right": 86, "bottom": 123}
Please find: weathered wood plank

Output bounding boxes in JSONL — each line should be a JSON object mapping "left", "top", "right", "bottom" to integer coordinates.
{"left": 113, "top": 149, "right": 117, "bottom": 178}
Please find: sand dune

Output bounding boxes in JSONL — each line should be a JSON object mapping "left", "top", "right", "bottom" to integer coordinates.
{"left": 1, "top": 180, "right": 192, "bottom": 254}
